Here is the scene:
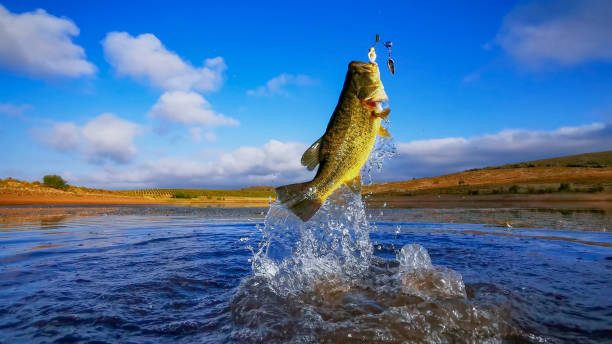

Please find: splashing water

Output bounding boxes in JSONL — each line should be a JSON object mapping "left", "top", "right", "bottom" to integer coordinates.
{"left": 231, "top": 192, "right": 515, "bottom": 342}
{"left": 249, "top": 190, "right": 373, "bottom": 295}
{"left": 362, "top": 135, "right": 397, "bottom": 186}
{"left": 230, "top": 136, "right": 520, "bottom": 342}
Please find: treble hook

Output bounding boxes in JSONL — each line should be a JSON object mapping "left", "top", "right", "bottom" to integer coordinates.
{"left": 384, "top": 41, "right": 395, "bottom": 75}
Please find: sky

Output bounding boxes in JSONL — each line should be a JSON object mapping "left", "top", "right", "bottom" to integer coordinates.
{"left": 0, "top": 0, "right": 611, "bottom": 189}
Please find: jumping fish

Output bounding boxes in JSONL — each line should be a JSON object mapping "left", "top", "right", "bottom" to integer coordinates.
{"left": 275, "top": 60, "right": 390, "bottom": 221}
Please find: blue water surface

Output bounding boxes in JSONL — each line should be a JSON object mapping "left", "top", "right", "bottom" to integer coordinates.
{"left": 0, "top": 206, "right": 610, "bottom": 343}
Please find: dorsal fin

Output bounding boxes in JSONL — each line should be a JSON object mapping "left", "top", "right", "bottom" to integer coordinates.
{"left": 301, "top": 137, "right": 322, "bottom": 171}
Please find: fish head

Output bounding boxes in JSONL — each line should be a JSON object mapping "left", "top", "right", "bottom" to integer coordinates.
{"left": 347, "top": 61, "right": 388, "bottom": 105}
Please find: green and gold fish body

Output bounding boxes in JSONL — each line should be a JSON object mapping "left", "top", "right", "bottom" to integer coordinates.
{"left": 276, "top": 61, "right": 390, "bottom": 221}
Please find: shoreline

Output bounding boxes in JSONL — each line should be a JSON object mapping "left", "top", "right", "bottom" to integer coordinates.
{"left": 365, "top": 193, "right": 612, "bottom": 211}
{"left": 1, "top": 192, "right": 610, "bottom": 208}
{"left": 0, "top": 195, "right": 272, "bottom": 207}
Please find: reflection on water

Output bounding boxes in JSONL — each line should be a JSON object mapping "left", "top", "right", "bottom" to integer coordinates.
{"left": 0, "top": 204, "right": 610, "bottom": 343}
{"left": 1, "top": 203, "right": 609, "bottom": 231}
{"left": 375, "top": 207, "right": 610, "bottom": 231}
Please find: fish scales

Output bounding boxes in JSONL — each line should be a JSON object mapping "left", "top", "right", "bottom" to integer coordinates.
{"left": 275, "top": 61, "right": 390, "bottom": 221}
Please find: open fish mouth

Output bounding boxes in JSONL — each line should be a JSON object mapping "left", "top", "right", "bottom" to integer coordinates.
{"left": 375, "top": 100, "right": 390, "bottom": 112}
{"left": 361, "top": 99, "right": 388, "bottom": 110}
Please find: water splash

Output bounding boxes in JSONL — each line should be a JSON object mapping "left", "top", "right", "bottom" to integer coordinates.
{"left": 362, "top": 134, "right": 397, "bottom": 186}
{"left": 250, "top": 190, "right": 373, "bottom": 295}
{"left": 397, "top": 244, "right": 467, "bottom": 299}
{"left": 231, "top": 188, "right": 515, "bottom": 342}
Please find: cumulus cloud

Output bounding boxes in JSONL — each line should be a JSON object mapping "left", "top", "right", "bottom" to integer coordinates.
{"left": 40, "top": 113, "right": 142, "bottom": 164}
{"left": 0, "top": 103, "right": 32, "bottom": 117}
{"left": 72, "top": 140, "right": 312, "bottom": 189}
{"left": 496, "top": 0, "right": 612, "bottom": 67}
{"left": 0, "top": 4, "right": 96, "bottom": 78}
{"left": 149, "top": 91, "right": 238, "bottom": 126}
{"left": 378, "top": 122, "right": 612, "bottom": 181}
{"left": 102, "top": 32, "right": 226, "bottom": 92}
{"left": 42, "top": 122, "right": 80, "bottom": 152}
{"left": 247, "top": 73, "right": 316, "bottom": 96}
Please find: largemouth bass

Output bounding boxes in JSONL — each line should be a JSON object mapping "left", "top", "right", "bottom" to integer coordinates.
{"left": 276, "top": 61, "right": 391, "bottom": 221}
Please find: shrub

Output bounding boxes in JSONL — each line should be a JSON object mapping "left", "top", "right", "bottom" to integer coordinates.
{"left": 587, "top": 185, "right": 604, "bottom": 193}
{"left": 468, "top": 190, "right": 479, "bottom": 195}
{"left": 43, "top": 175, "right": 68, "bottom": 190}
{"left": 558, "top": 183, "right": 572, "bottom": 192}
{"left": 173, "top": 192, "right": 198, "bottom": 199}
{"left": 508, "top": 185, "right": 519, "bottom": 193}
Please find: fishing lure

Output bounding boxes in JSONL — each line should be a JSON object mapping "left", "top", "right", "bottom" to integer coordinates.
{"left": 384, "top": 41, "right": 395, "bottom": 75}
{"left": 370, "top": 34, "right": 395, "bottom": 75}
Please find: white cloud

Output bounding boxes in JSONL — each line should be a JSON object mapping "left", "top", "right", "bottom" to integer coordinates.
{"left": 247, "top": 73, "right": 316, "bottom": 96}
{"left": 149, "top": 91, "right": 238, "bottom": 126}
{"left": 0, "top": 103, "right": 32, "bottom": 116}
{"left": 496, "top": 0, "right": 612, "bottom": 67}
{"left": 102, "top": 32, "right": 226, "bottom": 92}
{"left": 82, "top": 114, "right": 142, "bottom": 163}
{"left": 72, "top": 140, "right": 312, "bottom": 189}
{"left": 378, "top": 122, "right": 612, "bottom": 180}
{"left": 40, "top": 113, "right": 142, "bottom": 164}
{"left": 0, "top": 4, "right": 96, "bottom": 78}
{"left": 42, "top": 122, "right": 80, "bottom": 152}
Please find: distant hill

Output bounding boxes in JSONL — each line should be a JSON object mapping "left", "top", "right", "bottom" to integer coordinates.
{"left": 0, "top": 178, "right": 274, "bottom": 205}
{"left": 365, "top": 151, "right": 612, "bottom": 197}
{"left": 117, "top": 187, "right": 275, "bottom": 199}
{"left": 475, "top": 151, "right": 611, "bottom": 170}
{"left": 240, "top": 186, "right": 275, "bottom": 192}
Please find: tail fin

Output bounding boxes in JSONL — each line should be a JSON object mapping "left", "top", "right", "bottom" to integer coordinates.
{"left": 275, "top": 182, "right": 322, "bottom": 222}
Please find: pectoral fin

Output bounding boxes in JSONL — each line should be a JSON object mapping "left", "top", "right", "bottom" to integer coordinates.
{"left": 378, "top": 126, "right": 391, "bottom": 138}
{"left": 301, "top": 137, "right": 322, "bottom": 171}
{"left": 344, "top": 174, "right": 362, "bottom": 194}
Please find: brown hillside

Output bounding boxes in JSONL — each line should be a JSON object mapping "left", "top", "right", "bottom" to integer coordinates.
{"left": 364, "top": 167, "right": 612, "bottom": 195}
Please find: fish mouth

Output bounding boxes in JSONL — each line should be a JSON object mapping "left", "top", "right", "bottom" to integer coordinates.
{"left": 361, "top": 99, "right": 388, "bottom": 110}
{"left": 362, "top": 84, "right": 389, "bottom": 105}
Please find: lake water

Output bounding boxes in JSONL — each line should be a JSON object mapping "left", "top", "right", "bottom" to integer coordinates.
{"left": 0, "top": 199, "right": 610, "bottom": 343}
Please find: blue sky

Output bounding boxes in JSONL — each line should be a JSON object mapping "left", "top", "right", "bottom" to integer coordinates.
{"left": 0, "top": 0, "right": 610, "bottom": 189}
